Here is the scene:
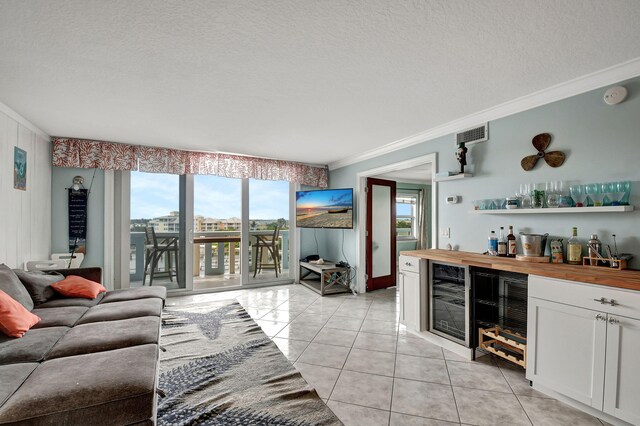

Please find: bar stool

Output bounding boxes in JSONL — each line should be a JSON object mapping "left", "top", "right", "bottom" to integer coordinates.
{"left": 253, "top": 226, "right": 281, "bottom": 278}
{"left": 143, "top": 227, "right": 179, "bottom": 286}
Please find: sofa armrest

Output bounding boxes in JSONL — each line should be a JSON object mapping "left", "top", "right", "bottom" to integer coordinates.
{"left": 50, "top": 267, "right": 102, "bottom": 284}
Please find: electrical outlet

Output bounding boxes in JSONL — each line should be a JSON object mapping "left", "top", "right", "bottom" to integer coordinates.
{"left": 441, "top": 227, "right": 450, "bottom": 238}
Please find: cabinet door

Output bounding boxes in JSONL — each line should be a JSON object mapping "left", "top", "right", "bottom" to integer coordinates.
{"left": 603, "top": 315, "right": 640, "bottom": 425}
{"left": 400, "top": 271, "right": 420, "bottom": 331}
{"left": 527, "top": 297, "right": 607, "bottom": 409}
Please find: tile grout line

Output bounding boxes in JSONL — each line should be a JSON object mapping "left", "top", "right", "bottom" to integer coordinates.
{"left": 324, "top": 296, "right": 370, "bottom": 408}
{"left": 495, "top": 359, "right": 534, "bottom": 426}
{"left": 443, "top": 356, "right": 463, "bottom": 424}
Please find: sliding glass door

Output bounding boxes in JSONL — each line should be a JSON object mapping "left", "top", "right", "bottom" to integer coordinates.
{"left": 248, "top": 178, "right": 290, "bottom": 284}
{"left": 129, "top": 171, "right": 187, "bottom": 289}
{"left": 126, "top": 172, "right": 294, "bottom": 292}
{"left": 193, "top": 175, "right": 242, "bottom": 290}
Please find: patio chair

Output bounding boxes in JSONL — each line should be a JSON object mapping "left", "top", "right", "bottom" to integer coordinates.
{"left": 253, "top": 226, "right": 281, "bottom": 278}
{"left": 143, "top": 226, "right": 179, "bottom": 286}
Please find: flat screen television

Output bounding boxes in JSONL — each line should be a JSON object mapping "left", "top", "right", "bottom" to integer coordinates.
{"left": 296, "top": 188, "right": 353, "bottom": 229}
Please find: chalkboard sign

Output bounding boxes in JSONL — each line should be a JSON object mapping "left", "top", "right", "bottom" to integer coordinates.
{"left": 68, "top": 188, "right": 88, "bottom": 253}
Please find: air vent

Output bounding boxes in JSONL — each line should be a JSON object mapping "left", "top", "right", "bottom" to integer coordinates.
{"left": 455, "top": 123, "right": 489, "bottom": 146}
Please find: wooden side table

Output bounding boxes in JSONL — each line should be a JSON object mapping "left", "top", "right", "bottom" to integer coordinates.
{"left": 299, "top": 261, "right": 352, "bottom": 296}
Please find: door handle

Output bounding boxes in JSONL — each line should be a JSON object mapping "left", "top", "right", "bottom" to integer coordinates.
{"left": 608, "top": 316, "right": 620, "bottom": 325}
{"left": 595, "top": 313, "right": 606, "bottom": 322}
{"left": 593, "top": 297, "right": 607, "bottom": 304}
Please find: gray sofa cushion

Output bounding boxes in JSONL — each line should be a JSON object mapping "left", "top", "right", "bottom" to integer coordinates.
{"left": 99, "top": 286, "right": 167, "bottom": 304}
{"left": 0, "top": 265, "right": 33, "bottom": 311}
{"left": 0, "top": 327, "right": 68, "bottom": 365}
{"left": 77, "top": 298, "right": 163, "bottom": 325}
{"left": 0, "top": 363, "right": 38, "bottom": 407}
{"left": 35, "top": 292, "right": 105, "bottom": 309}
{"left": 31, "top": 307, "right": 88, "bottom": 329}
{"left": 0, "top": 344, "right": 158, "bottom": 425}
{"left": 46, "top": 316, "right": 160, "bottom": 359}
{"left": 13, "top": 270, "right": 63, "bottom": 305}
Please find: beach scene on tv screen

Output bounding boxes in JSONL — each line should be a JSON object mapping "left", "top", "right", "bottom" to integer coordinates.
{"left": 296, "top": 189, "right": 353, "bottom": 228}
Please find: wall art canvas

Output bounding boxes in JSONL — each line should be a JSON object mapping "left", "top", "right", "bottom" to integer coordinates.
{"left": 13, "top": 147, "right": 26, "bottom": 191}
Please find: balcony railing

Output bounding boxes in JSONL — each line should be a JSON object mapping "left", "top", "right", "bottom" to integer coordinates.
{"left": 130, "top": 230, "right": 289, "bottom": 282}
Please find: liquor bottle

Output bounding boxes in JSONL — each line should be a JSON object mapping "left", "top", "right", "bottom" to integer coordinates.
{"left": 497, "top": 227, "right": 507, "bottom": 257}
{"left": 507, "top": 226, "right": 517, "bottom": 257}
{"left": 567, "top": 227, "right": 582, "bottom": 265}
{"left": 488, "top": 231, "right": 498, "bottom": 256}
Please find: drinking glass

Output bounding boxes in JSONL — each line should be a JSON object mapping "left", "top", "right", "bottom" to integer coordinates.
{"left": 494, "top": 198, "right": 505, "bottom": 210}
{"left": 569, "top": 184, "right": 587, "bottom": 207}
{"left": 618, "top": 181, "right": 632, "bottom": 205}
{"left": 532, "top": 183, "right": 545, "bottom": 208}
{"left": 601, "top": 182, "right": 615, "bottom": 206}
{"left": 546, "top": 181, "right": 559, "bottom": 208}
{"left": 472, "top": 200, "right": 481, "bottom": 210}
{"left": 585, "top": 183, "right": 603, "bottom": 206}
{"left": 520, "top": 183, "right": 532, "bottom": 208}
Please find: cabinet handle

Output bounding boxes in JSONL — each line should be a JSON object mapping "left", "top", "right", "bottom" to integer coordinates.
{"left": 593, "top": 297, "right": 607, "bottom": 304}
{"left": 609, "top": 299, "right": 618, "bottom": 306}
{"left": 595, "top": 313, "right": 606, "bottom": 321}
{"left": 608, "top": 317, "right": 620, "bottom": 325}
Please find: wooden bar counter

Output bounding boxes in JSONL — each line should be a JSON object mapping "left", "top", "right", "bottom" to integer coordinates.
{"left": 400, "top": 249, "right": 640, "bottom": 291}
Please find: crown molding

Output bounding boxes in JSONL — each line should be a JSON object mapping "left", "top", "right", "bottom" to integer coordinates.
{"left": 0, "top": 100, "right": 49, "bottom": 140}
{"left": 329, "top": 57, "right": 640, "bottom": 170}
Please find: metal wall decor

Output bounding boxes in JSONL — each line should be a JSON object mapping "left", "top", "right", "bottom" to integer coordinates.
{"left": 521, "top": 133, "right": 565, "bottom": 171}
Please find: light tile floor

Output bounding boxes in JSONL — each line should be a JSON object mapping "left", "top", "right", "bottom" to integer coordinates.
{"left": 167, "top": 283, "right": 609, "bottom": 426}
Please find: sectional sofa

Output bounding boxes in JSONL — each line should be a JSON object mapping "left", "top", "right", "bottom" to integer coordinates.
{"left": 0, "top": 267, "right": 166, "bottom": 425}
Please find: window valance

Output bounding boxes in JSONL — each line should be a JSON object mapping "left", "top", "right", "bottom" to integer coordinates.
{"left": 52, "top": 138, "right": 328, "bottom": 187}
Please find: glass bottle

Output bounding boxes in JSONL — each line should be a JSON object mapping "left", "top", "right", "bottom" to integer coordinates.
{"left": 497, "top": 227, "right": 507, "bottom": 257}
{"left": 507, "top": 226, "right": 517, "bottom": 258}
{"left": 488, "top": 231, "right": 498, "bottom": 256}
{"left": 567, "top": 227, "right": 582, "bottom": 265}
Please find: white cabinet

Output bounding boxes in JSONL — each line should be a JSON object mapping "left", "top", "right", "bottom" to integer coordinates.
{"left": 399, "top": 255, "right": 427, "bottom": 332}
{"left": 603, "top": 314, "right": 640, "bottom": 424}
{"left": 527, "top": 275, "right": 640, "bottom": 425}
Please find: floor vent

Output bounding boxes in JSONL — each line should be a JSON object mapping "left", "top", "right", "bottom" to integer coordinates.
{"left": 455, "top": 123, "right": 489, "bottom": 146}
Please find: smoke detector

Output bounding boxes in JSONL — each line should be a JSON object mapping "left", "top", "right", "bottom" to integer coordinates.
{"left": 603, "top": 86, "right": 627, "bottom": 105}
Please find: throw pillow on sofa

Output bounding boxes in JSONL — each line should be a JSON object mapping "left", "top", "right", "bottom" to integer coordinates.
{"left": 13, "top": 270, "right": 63, "bottom": 305}
{"left": 0, "top": 289, "right": 41, "bottom": 337}
{"left": 51, "top": 275, "right": 107, "bottom": 299}
{"left": 0, "top": 264, "right": 34, "bottom": 311}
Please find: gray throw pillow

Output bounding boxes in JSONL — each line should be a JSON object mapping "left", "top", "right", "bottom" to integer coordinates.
{"left": 13, "top": 270, "right": 64, "bottom": 305}
{"left": 0, "top": 264, "right": 34, "bottom": 311}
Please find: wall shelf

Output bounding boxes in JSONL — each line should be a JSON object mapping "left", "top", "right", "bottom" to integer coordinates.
{"left": 434, "top": 173, "right": 472, "bottom": 182}
{"left": 470, "top": 206, "right": 634, "bottom": 214}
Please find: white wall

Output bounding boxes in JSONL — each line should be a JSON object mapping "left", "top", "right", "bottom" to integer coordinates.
{"left": 0, "top": 107, "right": 51, "bottom": 269}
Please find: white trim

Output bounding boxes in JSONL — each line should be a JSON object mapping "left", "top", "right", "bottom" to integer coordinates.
{"left": 113, "top": 171, "right": 131, "bottom": 289}
{"left": 182, "top": 174, "right": 194, "bottom": 291}
{"left": 290, "top": 183, "right": 301, "bottom": 283}
{"left": 329, "top": 57, "right": 640, "bottom": 170}
{"left": 356, "top": 153, "right": 438, "bottom": 294}
{"left": 103, "top": 170, "right": 115, "bottom": 290}
{"left": 0, "top": 101, "right": 49, "bottom": 140}
{"left": 241, "top": 178, "right": 250, "bottom": 285}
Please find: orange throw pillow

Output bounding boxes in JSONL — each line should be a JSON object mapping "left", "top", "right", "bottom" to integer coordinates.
{"left": 51, "top": 275, "right": 107, "bottom": 299}
{"left": 0, "top": 289, "right": 41, "bottom": 338}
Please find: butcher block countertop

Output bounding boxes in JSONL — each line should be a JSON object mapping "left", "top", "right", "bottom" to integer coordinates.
{"left": 400, "top": 249, "right": 640, "bottom": 292}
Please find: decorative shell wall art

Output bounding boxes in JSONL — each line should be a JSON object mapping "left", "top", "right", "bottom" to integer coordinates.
{"left": 521, "top": 133, "right": 566, "bottom": 171}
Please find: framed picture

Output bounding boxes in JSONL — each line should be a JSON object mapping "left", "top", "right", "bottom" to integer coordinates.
{"left": 14, "top": 147, "right": 27, "bottom": 191}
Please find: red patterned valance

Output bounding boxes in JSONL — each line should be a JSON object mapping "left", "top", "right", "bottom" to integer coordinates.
{"left": 52, "top": 138, "right": 328, "bottom": 187}
{"left": 52, "top": 138, "right": 137, "bottom": 171}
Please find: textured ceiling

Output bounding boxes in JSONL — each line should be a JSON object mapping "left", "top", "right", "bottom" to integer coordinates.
{"left": 1, "top": 1, "right": 640, "bottom": 165}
